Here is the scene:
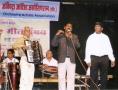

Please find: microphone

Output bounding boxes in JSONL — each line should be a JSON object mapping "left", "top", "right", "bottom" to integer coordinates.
{"left": 67, "top": 29, "right": 72, "bottom": 32}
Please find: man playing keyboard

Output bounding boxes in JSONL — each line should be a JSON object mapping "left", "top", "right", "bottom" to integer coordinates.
{"left": 41, "top": 50, "right": 58, "bottom": 77}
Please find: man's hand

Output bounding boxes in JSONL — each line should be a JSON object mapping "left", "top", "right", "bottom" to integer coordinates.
{"left": 21, "top": 45, "right": 27, "bottom": 50}
{"left": 56, "top": 30, "right": 64, "bottom": 36}
{"left": 39, "top": 64, "right": 48, "bottom": 70}
{"left": 42, "top": 64, "right": 48, "bottom": 69}
{"left": 111, "top": 61, "right": 115, "bottom": 68}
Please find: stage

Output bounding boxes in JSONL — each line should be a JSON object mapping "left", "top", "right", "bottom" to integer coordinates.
{"left": 32, "top": 74, "right": 114, "bottom": 90}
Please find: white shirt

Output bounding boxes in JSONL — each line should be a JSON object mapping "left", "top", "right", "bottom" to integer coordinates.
{"left": 43, "top": 57, "right": 58, "bottom": 67}
{"left": 85, "top": 32, "right": 115, "bottom": 63}
{"left": 3, "top": 57, "right": 19, "bottom": 63}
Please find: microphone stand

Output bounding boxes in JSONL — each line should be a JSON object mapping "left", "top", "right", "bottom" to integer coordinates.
{"left": 75, "top": 73, "right": 90, "bottom": 88}
{"left": 70, "top": 35, "right": 99, "bottom": 90}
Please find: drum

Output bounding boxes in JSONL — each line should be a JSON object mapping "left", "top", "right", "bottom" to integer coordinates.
{"left": 8, "top": 63, "right": 19, "bottom": 90}
{"left": 0, "top": 62, "right": 19, "bottom": 90}
{"left": 45, "top": 66, "right": 58, "bottom": 73}
{"left": 0, "top": 62, "right": 7, "bottom": 85}
{"left": 0, "top": 71, "right": 4, "bottom": 85}
{"left": 0, "top": 63, "right": 4, "bottom": 85}
{"left": 1, "top": 62, "right": 8, "bottom": 72}
{"left": 39, "top": 65, "right": 58, "bottom": 78}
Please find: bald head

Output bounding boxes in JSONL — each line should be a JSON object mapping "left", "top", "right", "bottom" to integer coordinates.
{"left": 46, "top": 50, "right": 53, "bottom": 60}
{"left": 22, "top": 26, "right": 31, "bottom": 38}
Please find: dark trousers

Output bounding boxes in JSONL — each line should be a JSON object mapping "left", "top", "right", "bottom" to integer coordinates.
{"left": 90, "top": 55, "right": 109, "bottom": 90}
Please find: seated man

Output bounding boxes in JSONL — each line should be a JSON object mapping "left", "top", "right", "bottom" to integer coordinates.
{"left": 41, "top": 50, "right": 58, "bottom": 77}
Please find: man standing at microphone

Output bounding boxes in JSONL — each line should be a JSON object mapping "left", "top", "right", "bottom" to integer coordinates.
{"left": 52, "top": 22, "right": 80, "bottom": 90}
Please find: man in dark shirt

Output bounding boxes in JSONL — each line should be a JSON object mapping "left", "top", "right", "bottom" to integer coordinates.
{"left": 52, "top": 22, "right": 80, "bottom": 90}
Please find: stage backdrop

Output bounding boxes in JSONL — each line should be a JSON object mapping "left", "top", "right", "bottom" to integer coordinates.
{"left": 0, "top": 0, "right": 60, "bottom": 59}
{"left": 0, "top": 18, "right": 50, "bottom": 57}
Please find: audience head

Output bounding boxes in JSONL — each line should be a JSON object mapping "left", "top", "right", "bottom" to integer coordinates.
{"left": 22, "top": 26, "right": 31, "bottom": 38}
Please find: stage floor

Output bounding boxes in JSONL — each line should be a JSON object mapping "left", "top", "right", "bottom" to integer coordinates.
{"left": 32, "top": 77, "right": 118, "bottom": 90}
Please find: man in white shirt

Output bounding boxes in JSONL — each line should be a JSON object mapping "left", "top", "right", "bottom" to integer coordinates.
{"left": 85, "top": 22, "right": 115, "bottom": 89}
{"left": 41, "top": 50, "right": 58, "bottom": 77}
{"left": 12, "top": 26, "right": 34, "bottom": 90}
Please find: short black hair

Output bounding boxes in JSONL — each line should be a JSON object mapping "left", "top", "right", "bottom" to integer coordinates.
{"left": 63, "top": 21, "right": 73, "bottom": 26}
{"left": 95, "top": 22, "right": 103, "bottom": 27}
{"left": 7, "top": 49, "right": 14, "bottom": 54}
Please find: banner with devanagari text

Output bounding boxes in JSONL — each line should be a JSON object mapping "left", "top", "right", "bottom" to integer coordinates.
{"left": 0, "top": 18, "right": 50, "bottom": 57}
{"left": 0, "top": 0, "right": 60, "bottom": 21}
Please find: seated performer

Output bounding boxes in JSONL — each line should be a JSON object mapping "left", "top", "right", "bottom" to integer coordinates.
{"left": 41, "top": 50, "right": 58, "bottom": 77}
{"left": 3, "top": 49, "right": 19, "bottom": 63}
{"left": 3, "top": 49, "right": 19, "bottom": 90}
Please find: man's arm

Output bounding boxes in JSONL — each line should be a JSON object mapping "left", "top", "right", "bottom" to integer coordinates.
{"left": 51, "top": 35, "right": 59, "bottom": 47}
{"left": 106, "top": 36, "right": 115, "bottom": 67}
{"left": 51, "top": 30, "right": 64, "bottom": 47}
{"left": 84, "top": 37, "right": 91, "bottom": 67}
{"left": 12, "top": 37, "right": 25, "bottom": 49}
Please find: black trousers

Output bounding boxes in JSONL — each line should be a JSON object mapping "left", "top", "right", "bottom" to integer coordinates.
{"left": 90, "top": 55, "right": 109, "bottom": 90}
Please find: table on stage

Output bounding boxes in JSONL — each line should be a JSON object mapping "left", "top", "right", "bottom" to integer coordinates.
{"left": 34, "top": 77, "right": 58, "bottom": 83}
{"left": 34, "top": 74, "right": 113, "bottom": 83}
